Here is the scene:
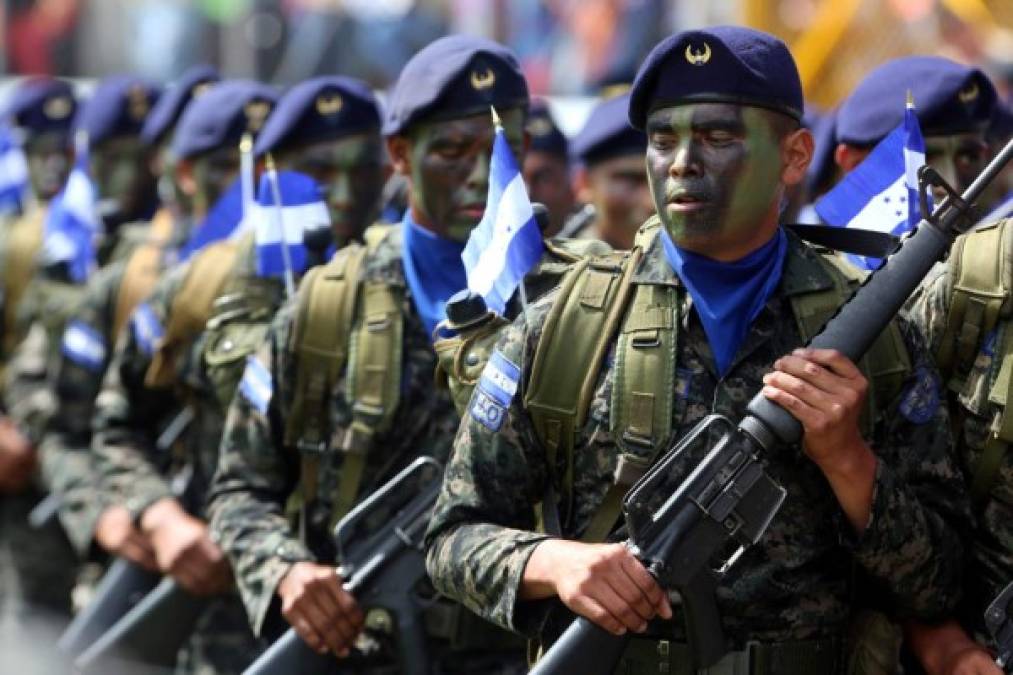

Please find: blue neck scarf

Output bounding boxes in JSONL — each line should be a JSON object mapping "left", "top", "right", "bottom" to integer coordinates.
{"left": 660, "top": 227, "right": 788, "bottom": 377}
{"left": 401, "top": 210, "right": 468, "bottom": 339}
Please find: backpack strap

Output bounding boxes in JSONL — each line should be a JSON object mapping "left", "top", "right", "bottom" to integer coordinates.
{"left": 145, "top": 240, "right": 240, "bottom": 388}
{"left": 976, "top": 322, "right": 1013, "bottom": 506}
{"left": 112, "top": 209, "right": 175, "bottom": 341}
{"left": 2, "top": 206, "right": 45, "bottom": 359}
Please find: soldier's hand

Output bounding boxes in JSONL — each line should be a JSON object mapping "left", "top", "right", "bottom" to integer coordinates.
{"left": 906, "top": 620, "right": 1002, "bottom": 675}
{"left": 141, "top": 497, "right": 232, "bottom": 595}
{"left": 277, "top": 561, "right": 364, "bottom": 658}
{"left": 521, "top": 540, "right": 672, "bottom": 636}
{"left": 940, "top": 649, "right": 1002, "bottom": 675}
{"left": 94, "top": 505, "right": 158, "bottom": 571}
{"left": 0, "top": 416, "right": 36, "bottom": 493}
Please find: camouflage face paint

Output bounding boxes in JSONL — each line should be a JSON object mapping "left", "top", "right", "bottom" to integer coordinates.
{"left": 90, "top": 135, "right": 156, "bottom": 219}
{"left": 191, "top": 147, "right": 241, "bottom": 218}
{"left": 405, "top": 106, "right": 526, "bottom": 242}
{"left": 277, "top": 133, "right": 385, "bottom": 246}
{"left": 23, "top": 132, "right": 70, "bottom": 201}
{"left": 924, "top": 131, "right": 989, "bottom": 198}
{"left": 645, "top": 103, "right": 785, "bottom": 252}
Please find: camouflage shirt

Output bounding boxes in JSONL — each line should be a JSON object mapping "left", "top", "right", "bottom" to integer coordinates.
{"left": 425, "top": 228, "right": 971, "bottom": 647}
{"left": 906, "top": 259, "right": 1013, "bottom": 631}
{"left": 207, "top": 224, "right": 462, "bottom": 634}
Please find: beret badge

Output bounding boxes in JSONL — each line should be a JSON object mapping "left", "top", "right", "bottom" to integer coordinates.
{"left": 684, "top": 42, "right": 712, "bottom": 66}
{"left": 244, "top": 100, "right": 272, "bottom": 132}
{"left": 470, "top": 67, "right": 496, "bottom": 91}
{"left": 128, "top": 85, "right": 151, "bottom": 120}
{"left": 959, "top": 82, "right": 980, "bottom": 104}
{"left": 316, "top": 93, "right": 343, "bottom": 116}
{"left": 43, "top": 96, "right": 73, "bottom": 121}
{"left": 191, "top": 82, "right": 214, "bottom": 99}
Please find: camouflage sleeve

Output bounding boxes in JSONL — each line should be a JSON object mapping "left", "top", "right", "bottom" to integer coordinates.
{"left": 207, "top": 299, "right": 308, "bottom": 637}
{"left": 36, "top": 263, "right": 125, "bottom": 555}
{"left": 425, "top": 297, "right": 556, "bottom": 636}
{"left": 904, "top": 260, "right": 951, "bottom": 356}
{"left": 852, "top": 316, "right": 972, "bottom": 620}
{"left": 2, "top": 319, "right": 55, "bottom": 441}
{"left": 91, "top": 266, "right": 185, "bottom": 520}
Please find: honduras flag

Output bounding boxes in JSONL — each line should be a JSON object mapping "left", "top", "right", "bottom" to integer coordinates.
{"left": 815, "top": 99, "right": 930, "bottom": 270}
{"left": 462, "top": 109, "right": 544, "bottom": 315}
{"left": 178, "top": 177, "right": 246, "bottom": 262}
{"left": 0, "top": 125, "right": 29, "bottom": 215}
{"left": 254, "top": 169, "right": 330, "bottom": 283}
{"left": 39, "top": 133, "right": 99, "bottom": 283}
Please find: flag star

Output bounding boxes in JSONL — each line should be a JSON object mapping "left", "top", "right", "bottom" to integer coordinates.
{"left": 883, "top": 196, "right": 890, "bottom": 203}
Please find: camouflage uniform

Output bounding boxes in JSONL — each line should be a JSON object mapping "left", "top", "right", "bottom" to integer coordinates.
{"left": 425, "top": 228, "right": 971, "bottom": 666}
{"left": 906, "top": 260, "right": 1013, "bottom": 634}
{"left": 208, "top": 224, "right": 527, "bottom": 673}
{"left": 91, "top": 236, "right": 264, "bottom": 674}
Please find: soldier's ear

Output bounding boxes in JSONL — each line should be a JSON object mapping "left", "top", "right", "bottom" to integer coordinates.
{"left": 780, "top": 126, "right": 813, "bottom": 188}
{"left": 174, "top": 159, "right": 198, "bottom": 197}
{"left": 386, "top": 136, "right": 411, "bottom": 176}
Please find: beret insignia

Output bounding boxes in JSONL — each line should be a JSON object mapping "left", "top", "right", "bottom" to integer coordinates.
{"left": 128, "top": 85, "right": 151, "bottom": 120}
{"left": 527, "top": 117, "right": 553, "bottom": 137}
{"left": 244, "top": 100, "right": 272, "bottom": 132}
{"left": 684, "top": 42, "right": 712, "bottom": 66}
{"left": 471, "top": 67, "right": 496, "bottom": 91}
{"left": 959, "top": 82, "right": 979, "bottom": 104}
{"left": 191, "top": 82, "right": 214, "bottom": 99}
{"left": 43, "top": 96, "right": 73, "bottom": 121}
{"left": 316, "top": 93, "right": 343, "bottom": 116}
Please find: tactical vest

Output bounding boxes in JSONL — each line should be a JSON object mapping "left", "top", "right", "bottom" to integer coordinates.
{"left": 933, "top": 217, "right": 1013, "bottom": 505}
{"left": 438, "top": 220, "right": 912, "bottom": 540}
{"left": 112, "top": 209, "right": 175, "bottom": 341}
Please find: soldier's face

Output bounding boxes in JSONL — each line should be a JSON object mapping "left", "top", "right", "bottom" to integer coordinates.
{"left": 190, "top": 147, "right": 240, "bottom": 215}
{"left": 90, "top": 135, "right": 154, "bottom": 216}
{"left": 585, "top": 154, "right": 654, "bottom": 249}
{"left": 645, "top": 103, "right": 793, "bottom": 251}
{"left": 278, "top": 133, "right": 385, "bottom": 246}
{"left": 399, "top": 107, "right": 526, "bottom": 242}
{"left": 522, "top": 151, "right": 574, "bottom": 237}
{"left": 23, "top": 132, "right": 71, "bottom": 201}
{"left": 923, "top": 131, "right": 989, "bottom": 201}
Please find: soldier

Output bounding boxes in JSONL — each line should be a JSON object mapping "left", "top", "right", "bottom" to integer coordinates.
{"left": 562, "top": 91, "right": 653, "bottom": 248}
{"left": 425, "top": 26, "right": 971, "bottom": 675}
{"left": 522, "top": 99, "right": 574, "bottom": 237}
{"left": 87, "top": 79, "right": 279, "bottom": 674}
{"left": 207, "top": 35, "right": 531, "bottom": 673}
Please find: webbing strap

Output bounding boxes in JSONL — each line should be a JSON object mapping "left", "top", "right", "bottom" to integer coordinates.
{"left": 144, "top": 240, "right": 239, "bottom": 388}
{"left": 976, "top": 323, "right": 1013, "bottom": 506}
{"left": 112, "top": 210, "right": 175, "bottom": 341}
{"left": 2, "top": 206, "right": 45, "bottom": 357}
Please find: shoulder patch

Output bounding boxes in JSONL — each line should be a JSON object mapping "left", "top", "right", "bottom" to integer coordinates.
{"left": 61, "top": 321, "right": 106, "bottom": 371}
{"left": 131, "top": 302, "right": 164, "bottom": 357}
{"left": 470, "top": 349, "right": 520, "bottom": 432}
{"left": 238, "top": 356, "right": 272, "bottom": 415}
{"left": 898, "top": 365, "right": 941, "bottom": 425}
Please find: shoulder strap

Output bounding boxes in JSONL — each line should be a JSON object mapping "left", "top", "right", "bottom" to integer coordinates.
{"left": 2, "top": 207, "right": 45, "bottom": 357}
{"left": 112, "top": 210, "right": 175, "bottom": 340}
{"left": 937, "top": 220, "right": 1012, "bottom": 388}
{"left": 145, "top": 240, "right": 240, "bottom": 388}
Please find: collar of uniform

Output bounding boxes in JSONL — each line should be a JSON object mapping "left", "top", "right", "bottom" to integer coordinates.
{"left": 630, "top": 222, "right": 836, "bottom": 297}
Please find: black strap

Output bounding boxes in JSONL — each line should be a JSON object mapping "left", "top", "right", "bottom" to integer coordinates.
{"left": 786, "top": 223, "right": 899, "bottom": 259}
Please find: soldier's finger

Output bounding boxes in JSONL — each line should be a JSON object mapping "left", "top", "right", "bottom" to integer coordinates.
{"left": 793, "top": 348, "right": 863, "bottom": 380}
{"left": 312, "top": 582, "right": 361, "bottom": 645}
{"left": 606, "top": 564, "right": 655, "bottom": 624}
{"left": 772, "top": 355, "right": 850, "bottom": 395}
{"left": 619, "top": 555, "right": 671, "bottom": 619}
{"left": 596, "top": 580, "right": 648, "bottom": 632}
{"left": 300, "top": 596, "right": 345, "bottom": 656}
{"left": 570, "top": 595, "right": 626, "bottom": 636}
{"left": 763, "top": 371, "right": 831, "bottom": 411}
{"left": 325, "top": 575, "right": 365, "bottom": 628}
{"left": 291, "top": 615, "right": 327, "bottom": 655}
{"left": 761, "top": 385, "right": 823, "bottom": 430}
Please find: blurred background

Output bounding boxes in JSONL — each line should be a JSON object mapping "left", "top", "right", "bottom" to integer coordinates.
{"left": 0, "top": 0, "right": 1009, "bottom": 118}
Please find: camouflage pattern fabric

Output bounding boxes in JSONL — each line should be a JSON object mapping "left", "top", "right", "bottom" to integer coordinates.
{"left": 207, "top": 224, "right": 527, "bottom": 673}
{"left": 424, "top": 228, "right": 972, "bottom": 652}
{"left": 906, "top": 260, "right": 1013, "bottom": 634}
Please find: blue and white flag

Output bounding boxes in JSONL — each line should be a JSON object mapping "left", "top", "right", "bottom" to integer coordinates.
{"left": 61, "top": 320, "right": 107, "bottom": 371}
{"left": 238, "top": 356, "right": 272, "bottom": 415}
{"left": 178, "top": 177, "right": 246, "bottom": 262}
{"left": 0, "top": 125, "right": 28, "bottom": 215}
{"left": 253, "top": 169, "right": 330, "bottom": 282}
{"left": 462, "top": 111, "right": 544, "bottom": 315}
{"left": 815, "top": 101, "right": 930, "bottom": 270}
{"left": 39, "top": 133, "right": 99, "bottom": 283}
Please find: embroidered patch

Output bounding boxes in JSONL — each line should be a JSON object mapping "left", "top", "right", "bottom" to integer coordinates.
{"left": 131, "top": 302, "right": 164, "bottom": 357}
{"left": 238, "top": 356, "right": 272, "bottom": 415}
{"left": 61, "top": 321, "right": 106, "bottom": 371}
{"left": 470, "top": 350, "right": 520, "bottom": 431}
{"left": 898, "top": 366, "right": 940, "bottom": 425}
{"left": 983, "top": 329, "right": 998, "bottom": 357}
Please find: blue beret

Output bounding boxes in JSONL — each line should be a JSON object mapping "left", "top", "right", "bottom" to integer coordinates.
{"left": 526, "top": 99, "right": 568, "bottom": 159}
{"left": 629, "top": 26, "right": 803, "bottom": 130}
{"left": 383, "top": 35, "right": 529, "bottom": 136}
{"left": 805, "top": 108, "right": 838, "bottom": 193}
{"left": 171, "top": 80, "right": 278, "bottom": 160}
{"left": 572, "top": 92, "right": 645, "bottom": 166}
{"left": 74, "top": 74, "right": 162, "bottom": 146}
{"left": 254, "top": 76, "right": 381, "bottom": 157}
{"left": 140, "top": 65, "right": 220, "bottom": 146}
{"left": 836, "top": 57, "right": 997, "bottom": 146}
{"left": 986, "top": 95, "right": 1011, "bottom": 144}
{"left": 5, "top": 77, "right": 76, "bottom": 137}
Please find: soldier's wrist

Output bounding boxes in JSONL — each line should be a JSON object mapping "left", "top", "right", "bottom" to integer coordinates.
{"left": 139, "top": 496, "right": 187, "bottom": 535}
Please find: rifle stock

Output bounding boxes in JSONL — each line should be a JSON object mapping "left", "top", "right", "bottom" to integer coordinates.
{"left": 242, "top": 457, "right": 443, "bottom": 675}
{"left": 530, "top": 139, "right": 1013, "bottom": 675}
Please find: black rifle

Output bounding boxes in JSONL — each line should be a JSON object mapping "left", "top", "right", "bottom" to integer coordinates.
{"left": 530, "top": 138, "right": 1013, "bottom": 675}
{"left": 243, "top": 456, "right": 444, "bottom": 675}
{"left": 56, "top": 406, "right": 195, "bottom": 660}
{"left": 986, "top": 579, "right": 1013, "bottom": 672}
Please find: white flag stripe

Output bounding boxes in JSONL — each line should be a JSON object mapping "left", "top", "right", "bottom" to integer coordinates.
{"left": 467, "top": 174, "right": 533, "bottom": 296}
{"left": 63, "top": 325, "right": 106, "bottom": 364}
{"left": 0, "top": 149, "right": 28, "bottom": 185}
{"left": 845, "top": 173, "right": 907, "bottom": 234}
{"left": 904, "top": 147, "right": 924, "bottom": 189}
{"left": 254, "top": 201, "right": 330, "bottom": 245}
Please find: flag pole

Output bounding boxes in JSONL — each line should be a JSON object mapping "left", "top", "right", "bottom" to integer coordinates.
{"left": 264, "top": 154, "right": 296, "bottom": 298}
{"left": 239, "top": 133, "right": 254, "bottom": 222}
